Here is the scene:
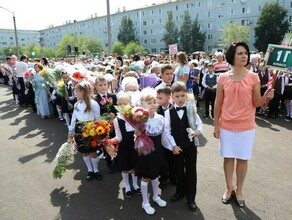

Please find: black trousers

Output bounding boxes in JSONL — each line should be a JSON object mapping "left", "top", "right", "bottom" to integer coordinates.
{"left": 174, "top": 144, "right": 197, "bottom": 202}
{"left": 204, "top": 90, "right": 216, "bottom": 116}
{"left": 268, "top": 93, "right": 282, "bottom": 117}
{"left": 17, "top": 77, "right": 25, "bottom": 105}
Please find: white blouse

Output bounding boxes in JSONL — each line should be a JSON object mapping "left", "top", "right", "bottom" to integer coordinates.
{"left": 68, "top": 99, "right": 100, "bottom": 133}
{"left": 146, "top": 113, "right": 165, "bottom": 136}
{"left": 113, "top": 115, "right": 135, "bottom": 143}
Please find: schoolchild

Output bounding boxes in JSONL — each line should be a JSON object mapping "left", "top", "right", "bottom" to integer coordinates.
{"left": 163, "top": 81, "right": 203, "bottom": 211}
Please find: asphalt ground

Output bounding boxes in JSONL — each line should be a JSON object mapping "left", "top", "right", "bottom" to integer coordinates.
{"left": 0, "top": 84, "right": 291, "bottom": 220}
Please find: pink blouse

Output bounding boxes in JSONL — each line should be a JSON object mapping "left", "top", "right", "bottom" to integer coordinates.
{"left": 218, "top": 71, "right": 260, "bottom": 131}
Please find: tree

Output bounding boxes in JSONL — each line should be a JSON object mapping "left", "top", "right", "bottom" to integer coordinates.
{"left": 112, "top": 41, "right": 125, "bottom": 55}
{"left": 219, "top": 23, "right": 250, "bottom": 50}
{"left": 179, "top": 11, "right": 193, "bottom": 53}
{"left": 191, "top": 18, "right": 206, "bottom": 52}
{"left": 124, "top": 41, "right": 147, "bottom": 56}
{"left": 117, "top": 16, "right": 137, "bottom": 45}
{"left": 83, "top": 36, "right": 105, "bottom": 54}
{"left": 254, "top": 2, "right": 289, "bottom": 52}
{"left": 162, "top": 11, "right": 179, "bottom": 51}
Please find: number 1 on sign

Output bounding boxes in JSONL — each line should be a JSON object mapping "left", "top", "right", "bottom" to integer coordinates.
{"left": 276, "top": 50, "right": 291, "bottom": 62}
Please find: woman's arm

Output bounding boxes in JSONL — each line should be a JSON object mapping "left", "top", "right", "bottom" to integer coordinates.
{"left": 213, "top": 84, "right": 223, "bottom": 138}
{"left": 253, "top": 82, "right": 274, "bottom": 107}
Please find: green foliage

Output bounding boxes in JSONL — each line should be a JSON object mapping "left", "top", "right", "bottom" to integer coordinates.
{"left": 179, "top": 11, "right": 193, "bottom": 53}
{"left": 112, "top": 41, "right": 125, "bottom": 55}
{"left": 191, "top": 18, "right": 206, "bottom": 52}
{"left": 162, "top": 11, "right": 179, "bottom": 49}
{"left": 0, "top": 45, "right": 25, "bottom": 58}
{"left": 254, "top": 2, "right": 289, "bottom": 52}
{"left": 219, "top": 23, "right": 250, "bottom": 50}
{"left": 124, "top": 41, "right": 147, "bottom": 56}
{"left": 117, "top": 16, "right": 137, "bottom": 45}
{"left": 56, "top": 34, "right": 105, "bottom": 57}
{"left": 42, "top": 47, "right": 57, "bottom": 58}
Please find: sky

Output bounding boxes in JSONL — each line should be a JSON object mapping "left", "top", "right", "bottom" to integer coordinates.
{"left": 0, "top": 0, "right": 165, "bottom": 30}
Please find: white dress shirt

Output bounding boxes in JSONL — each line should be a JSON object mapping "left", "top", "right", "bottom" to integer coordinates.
{"left": 163, "top": 103, "right": 203, "bottom": 151}
{"left": 16, "top": 61, "right": 28, "bottom": 77}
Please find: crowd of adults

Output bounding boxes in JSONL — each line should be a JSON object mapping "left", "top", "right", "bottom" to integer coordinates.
{"left": 0, "top": 49, "right": 291, "bottom": 121}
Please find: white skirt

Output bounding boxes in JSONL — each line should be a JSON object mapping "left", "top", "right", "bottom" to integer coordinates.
{"left": 219, "top": 128, "right": 255, "bottom": 160}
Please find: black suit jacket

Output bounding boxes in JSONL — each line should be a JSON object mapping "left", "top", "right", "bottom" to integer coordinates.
{"left": 95, "top": 93, "right": 117, "bottom": 116}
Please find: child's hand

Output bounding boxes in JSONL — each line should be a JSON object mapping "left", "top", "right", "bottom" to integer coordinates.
{"left": 173, "top": 146, "right": 182, "bottom": 155}
{"left": 193, "top": 129, "right": 201, "bottom": 137}
{"left": 109, "top": 112, "right": 115, "bottom": 120}
{"left": 135, "top": 129, "right": 142, "bottom": 136}
{"left": 68, "top": 133, "right": 73, "bottom": 141}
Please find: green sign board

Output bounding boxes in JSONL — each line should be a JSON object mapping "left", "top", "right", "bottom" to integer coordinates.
{"left": 264, "top": 44, "right": 292, "bottom": 73}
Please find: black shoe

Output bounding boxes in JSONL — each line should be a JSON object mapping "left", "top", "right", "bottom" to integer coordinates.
{"left": 134, "top": 187, "right": 141, "bottom": 195}
{"left": 170, "top": 193, "right": 184, "bottom": 202}
{"left": 159, "top": 182, "right": 167, "bottom": 190}
{"left": 203, "top": 114, "right": 209, "bottom": 118}
{"left": 86, "top": 172, "right": 94, "bottom": 181}
{"left": 124, "top": 190, "right": 132, "bottom": 199}
{"left": 94, "top": 172, "right": 103, "bottom": 181}
{"left": 187, "top": 201, "right": 197, "bottom": 211}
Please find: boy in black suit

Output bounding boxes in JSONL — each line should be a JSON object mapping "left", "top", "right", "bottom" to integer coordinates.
{"left": 163, "top": 81, "right": 203, "bottom": 211}
{"left": 95, "top": 74, "right": 117, "bottom": 175}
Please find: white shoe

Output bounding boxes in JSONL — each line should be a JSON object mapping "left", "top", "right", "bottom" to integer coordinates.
{"left": 153, "top": 196, "right": 167, "bottom": 207}
{"left": 142, "top": 203, "right": 155, "bottom": 215}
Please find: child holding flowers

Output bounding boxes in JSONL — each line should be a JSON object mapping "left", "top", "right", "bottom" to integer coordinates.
{"left": 68, "top": 81, "right": 102, "bottom": 181}
{"left": 109, "top": 93, "right": 140, "bottom": 199}
{"left": 94, "top": 74, "right": 117, "bottom": 174}
{"left": 134, "top": 89, "right": 167, "bottom": 215}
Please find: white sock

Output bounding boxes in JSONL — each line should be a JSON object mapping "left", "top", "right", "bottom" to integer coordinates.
{"left": 15, "top": 94, "right": 19, "bottom": 102}
{"left": 151, "top": 178, "right": 159, "bottom": 200}
{"left": 57, "top": 108, "right": 63, "bottom": 119}
{"left": 90, "top": 157, "right": 100, "bottom": 173}
{"left": 122, "top": 172, "right": 131, "bottom": 192}
{"left": 83, "top": 155, "right": 93, "bottom": 172}
{"left": 141, "top": 180, "right": 149, "bottom": 206}
{"left": 131, "top": 172, "right": 139, "bottom": 189}
{"left": 63, "top": 113, "right": 70, "bottom": 127}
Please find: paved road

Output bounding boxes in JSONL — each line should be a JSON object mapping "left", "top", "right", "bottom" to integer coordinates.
{"left": 0, "top": 84, "right": 291, "bottom": 220}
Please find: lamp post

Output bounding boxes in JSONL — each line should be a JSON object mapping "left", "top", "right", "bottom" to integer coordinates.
{"left": 0, "top": 6, "right": 19, "bottom": 58}
{"left": 106, "top": 0, "right": 112, "bottom": 55}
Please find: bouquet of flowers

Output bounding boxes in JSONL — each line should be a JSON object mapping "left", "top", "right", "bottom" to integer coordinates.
{"left": 56, "top": 80, "right": 68, "bottom": 97}
{"left": 39, "top": 68, "right": 56, "bottom": 88}
{"left": 100, "top": 97, "right": 113, "bottom": 113}
{"left": 52, "top": 141, "right": 75, "bottom": 179}
{"left": 76, "top": 119, "right": 111, "bottom": 149}
{"left": 186, "top": 95, "right": 200, "bottom": 147}
{"left": 0, "top": 64, "right": 12, "bottom": 77}
{"left": 118, "top": 105, "right": 154, "bottom": 155}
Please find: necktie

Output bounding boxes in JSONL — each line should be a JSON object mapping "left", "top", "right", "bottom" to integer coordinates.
{"left": 102, "top": 95, "right": 106, "bottom": 98}
{"left": 176, "top": 106, "right": 186, "bottom": 111}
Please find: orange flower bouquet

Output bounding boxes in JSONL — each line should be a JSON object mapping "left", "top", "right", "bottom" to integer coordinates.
{"left": 75, "top": 119, "right": 111, "bottom": 151}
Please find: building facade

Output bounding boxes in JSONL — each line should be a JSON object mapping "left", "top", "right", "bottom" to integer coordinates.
{"left": 1, "top": 0, "right": 292, "bottom": 55}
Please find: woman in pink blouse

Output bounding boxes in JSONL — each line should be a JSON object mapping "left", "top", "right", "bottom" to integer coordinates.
{"left": 213, "top": 42, "right": 274, "bottom": 207}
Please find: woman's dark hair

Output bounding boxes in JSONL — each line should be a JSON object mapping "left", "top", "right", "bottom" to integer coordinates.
{"left": 20, "top": 54, "right": 28, "bottom": 61}
{"left": 225, "top": 41, "right": 250, "bottom": 66}
{"left": 41, "top": 57, "right": 49, "bottom": 66}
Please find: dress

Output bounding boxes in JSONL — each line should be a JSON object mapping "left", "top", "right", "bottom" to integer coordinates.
{"left": 217, "top": 71, "right": 259, "bottom": 160}
{"left": 135, "top": 113, "right": 166, "bottom": 180}
{"left": 113, "top": 117, "right": 137, "bottom": 172}
{"left": 33, "top": 72, "right": 53, "bottom": 118}
{"left": 69, "top": 99, "right": 101, "bottom": 153}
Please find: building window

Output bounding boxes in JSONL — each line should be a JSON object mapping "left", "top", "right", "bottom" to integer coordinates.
{"left": 259, "top": 5, "right": 262, "bottom": 11}
{"left": 137, "top": 13, "right": 139, "bottom": 17}
{"left": 207, "top": 23, "right": 212, "bottom": 29}
{"left": 218, "top": 15, "right": 224, "bottom": 19}
{"left": 151, "top": 48, "right": 157, "bottom": 53}
{"left": 143, "top": 30, "right": 147, "bottom": 35}
{"left": 218, "top": 2, "right": 225, "bottom": 7}
{"left": 151, "top": 20, "right": 155, "bottom": 25}
{"left": 230, "top": 9, "right": 234, "bottom": 15}
{"left": 151, "top": 39, "right": 156, "bottom": 43}
{"left": 207, "top": 46, "right": 212, "bottom": 52}
{"left": 10, "top": 37, "right": 13, "bottom": 40}
{"left": 289, "top": 15, "right": 292, "bottom": 23}
{"left": 217, "top": 38, "right": 223, "bottom": 42}
{"left": 159, "top": 18, "right": 162, "bottom": 24}
{"left": 142, "top": 11, "right": 144, "bottom": 16}
{"left": 208, "top": 11, "right": 211, "bottom": 18}
{"left": 290, "top": 1, "right": 292, "bottom": 8}
{"left": 143, "top": 21, "right": 147, "bottom": 25}
{"left": 208, "top": 34, "right": 213, "bottom": 40}
{"left": 176, "top": 5, "right": 179, "bottom": 10}
{"left": 159, "top": 9, "right": 162, "bottom": 13}
{"left": 151, "top": 10, "right": 154, "bottom": 15}
{"left": 160, "top": 48, "right": 164, "bottom": 52}
{"left": 144, "top": 39, "right": 147, "bottom": 44}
